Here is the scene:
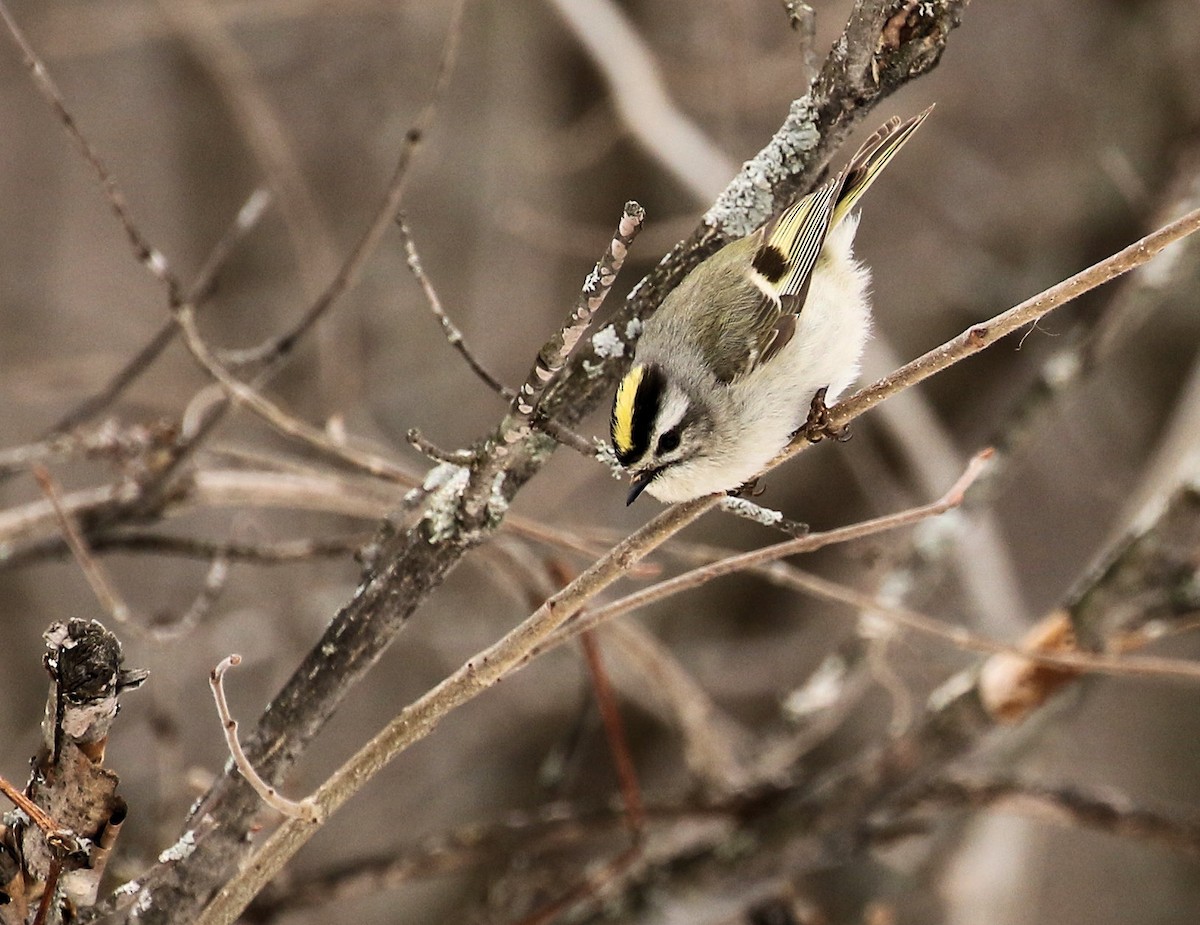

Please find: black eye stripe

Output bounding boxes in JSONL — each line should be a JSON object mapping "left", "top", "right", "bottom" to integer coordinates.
{"left": 616, "top": 363, "right": 667, "bottom": 467}
{"left": 656, "top": 429, "right": 681, "bottom": 456}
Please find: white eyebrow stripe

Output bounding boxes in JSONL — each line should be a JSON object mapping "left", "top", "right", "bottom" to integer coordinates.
{"left": 655, "top": 390, "right": 690, "bottom": 437}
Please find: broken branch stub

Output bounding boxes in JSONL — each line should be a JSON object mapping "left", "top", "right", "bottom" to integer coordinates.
{"left": 20, "top": 620, "right": 146, "bottom": 909}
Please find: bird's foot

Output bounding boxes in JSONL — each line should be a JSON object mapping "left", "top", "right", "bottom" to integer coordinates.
{"left": 801, "top": 387, "right": 851, "bottom": 443}
{"left": 729, "top": 478, "right": 765, "bottom": 498}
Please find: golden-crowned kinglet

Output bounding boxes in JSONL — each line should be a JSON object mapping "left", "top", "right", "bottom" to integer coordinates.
{"left": 611, "top": 108, "right": 931, "bottom": 505}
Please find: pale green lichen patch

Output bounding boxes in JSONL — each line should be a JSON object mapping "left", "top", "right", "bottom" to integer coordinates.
{"left": 706, "top": 95, "right": 822, "bottom": 238}
{"left": 157, "top": 830, "right": 196, "bottom": 864}
{"left": 422, "top": 463, "right": 469, "bottom": 543}
{"left": 590, "top": 324, "right": 625, "bottom": 359}
{"left": 487, "top": 471, "right": 509, "bottom": 525}
{"left": 718, "top": 496, "right": 784, "bottom": 527}
{"left": 594, "top": 440, "right": 624, "bottom": 479}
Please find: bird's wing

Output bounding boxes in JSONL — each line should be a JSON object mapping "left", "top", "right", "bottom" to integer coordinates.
{"left": 703, "top": 109, "right": 934, "bottom": 384}
{"left": 709, "top": 180, "right": 838, "bottom": 382}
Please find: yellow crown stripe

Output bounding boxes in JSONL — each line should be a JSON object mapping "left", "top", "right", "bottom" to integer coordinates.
{"left": 612, "top": 364, "right": 646, "bottom": 453}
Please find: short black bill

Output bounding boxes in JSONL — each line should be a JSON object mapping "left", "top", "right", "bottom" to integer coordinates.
{"left": 626, "top": 470, "right": 656, "bottom": 506}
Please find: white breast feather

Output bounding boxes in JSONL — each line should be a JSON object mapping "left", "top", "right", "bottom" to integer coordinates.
{"left": 645, "top": 218, "right": 871, "bottom": 503}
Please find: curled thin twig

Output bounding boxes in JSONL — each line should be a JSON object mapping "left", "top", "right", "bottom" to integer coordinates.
{"left": 209, "top": 656, "right": 322, "bottom": 823}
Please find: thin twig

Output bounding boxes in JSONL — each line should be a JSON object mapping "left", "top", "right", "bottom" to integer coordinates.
{"left": 0, "top": 468, "right": 399, "bottom": 557}
{"left": 398, "top": 215, "right": 512, "bottom": 398}
{"left": 504, "top": 199, "right": 695, "bottom": 259}
{"left": 546, "top": 0, "right": 735, "bottom": 202}
{"left": 32, "top": 857, "right": 63, "bottom": 925}
{"left": 154, "top": 0, "right": 341, "bottom": 309}
{"left": 875, "top": 775, "right": 1200, "bottom": 858}
{"left": 0, "top": 0, "right": 181, "bottom": 302}
{"left": 603, "top": 619, "right": 757, "bottom": 794}
{"left": 822, "top": 206, "right": 1200, "bottom": 434}
{"left": 220, "top": 0, "right": 468, "bottom": 369}
{"left": 48, "top": 188, "right": 272, "bottom": 436}
{"left": 507, "top": 201, "right": 646, "bottom": 436}
{"left": 173, "top": 304, "right": 418, "bottom": 483}
{"left": 248, "top": 800, "right": 734, "bottom": 921}
{"left": 861, "top": 336, "right": 1027, "bottom": 636}
{"left": 1083, "top": 155, "right": 1200, "bottom": 374}
{"left": 864, "top": 633, "right": 914, "bottom": 736}
{"left": 450, "top": 199, "right": 650, "bottom": 529}
{"left": 189, "top": 188, "right": 276, "bottom": 305}
{"left": 0, "top": 463, "right": 634, "bottom": 572}
{"left": 580, "top": 632, "right": 646, "bottom": 839}
{"left": 209, "top": 656, "right": 321, "bottom": 822}
{"left": 512, "top": 844, "right": 644, "bottom": 925}
{"left": 772, "top": 569, "right": 1200, "bottom": 683}
{"left": 718, "top": 495, "right": 810, "bottom": 536}
{"left": 564, "top": 526, "right": 1200, "bottom": 687}
{"left": 87, "top": 532, "right": 367, "bottom": 564}
{"left": 536, "top": 418, "right": 600, "bottom": 457}
{"left": 393, "top": 212, "right": 605, "bottom": 456}
{"left": 31, "top": 464, "right": 132, "bottom": 626}
{"left": 0, "top": 774, "right": 58, "bottom": 836}
{"left": 548, "top": 450, "right": 995, "bottom": 649}
{"left": 0, "top": 432, "right": 87, "bottom": 478}
{"left": 48, "top": 321, "right": 179, "bottom": 436}
{"left": 150, "top": 557, "right": 230, "bottom": 642}
{"left": 547, "top": 453, "right": 1200, "bottom": 685}
{"left": 405, "top": 428, "right": 477, "bottom": 466}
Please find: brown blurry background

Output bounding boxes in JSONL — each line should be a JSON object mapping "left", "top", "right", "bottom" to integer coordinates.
{"left": 1, "top": 1, "right": 1199, "bottom": 923}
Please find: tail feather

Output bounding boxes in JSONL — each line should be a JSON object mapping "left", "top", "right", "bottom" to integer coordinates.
{"left": 832, "top": 104, "right": 933, "bottom": 229}
{"left": 752, "top": 106, "right": 933, "bottom": 310}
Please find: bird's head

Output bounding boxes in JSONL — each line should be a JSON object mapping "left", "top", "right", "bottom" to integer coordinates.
{"left": 610, "top": 362, "right": 714, "bottom": 504}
